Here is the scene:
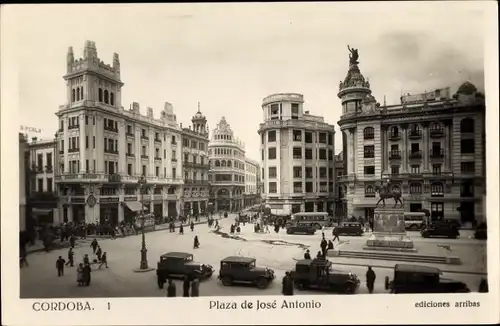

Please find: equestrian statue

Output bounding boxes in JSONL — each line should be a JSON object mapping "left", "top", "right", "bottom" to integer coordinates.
{"left": 375, "top": 179, "right": 404, "bottom": 208}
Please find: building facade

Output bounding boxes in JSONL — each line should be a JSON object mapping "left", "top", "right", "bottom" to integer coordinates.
{"left": 180, "top": 107, "right": 210, "bottom": 217}
{"left": 258, "top": 93, "right": 337, "bottom": 215}
{"left": 244, "top": 158, "right": 260, "bottom": 207}
{"left": 19, "top": 134, "right": 28, "bottom": 232}
{"left": 208, "top": 117, "right": 246, "bottom": 212}
{"left": 54, "top": 41, "right": 183, "bottom": 225}
{"left": 337, "top": 53, "right": 486, "bottom": 225}
{"left": 334, "top": 151, "right": 346, "bottom": 218}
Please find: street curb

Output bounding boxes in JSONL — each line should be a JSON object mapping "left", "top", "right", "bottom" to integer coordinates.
{"left": 330, "top": 261, "right": 487, "bottom": 276}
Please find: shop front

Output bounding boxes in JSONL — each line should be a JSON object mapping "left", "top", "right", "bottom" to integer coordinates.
{"left": 71, "top": 197, "right": 86, "bottom": 223}
{"left": 167, "top": 201, "right": 178, "bottom": 218}
{"left": 99, "top": 198, "right": 119, "bottom": 225}
{"left": 123, "top": 196, "right": 145, "bottom": 223}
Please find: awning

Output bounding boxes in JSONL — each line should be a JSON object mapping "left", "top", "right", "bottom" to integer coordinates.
{"left": 125, "top": 201, "right": 147, "bottom": 212}
{"left": 32, "top": 208, "right": 53, "bottom": 215}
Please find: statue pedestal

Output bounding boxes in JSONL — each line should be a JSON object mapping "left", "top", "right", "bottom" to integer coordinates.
{"left": 365, "top": 207, "right": 417, "bottom": 252}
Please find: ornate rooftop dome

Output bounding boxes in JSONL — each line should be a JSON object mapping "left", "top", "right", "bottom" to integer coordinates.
{"left": 456, "top": 81, "right": 478, "bottom": 95}
{"left": 192, "top": 102, "right": 206, "bottom": 121}
{"left": 214, "top": 116, "right": 233, "bottom": 135}
{"left": 338, "top": 46, "right": 371, "bottom": 93}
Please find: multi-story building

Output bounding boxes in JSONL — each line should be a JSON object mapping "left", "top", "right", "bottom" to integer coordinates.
{"left": 258, "top": 93, "right": 337, "bottom": 215}
{"left": 19, "top": 134, "right": 29, "bottom": 232}
{"left": 337, "top": 52, "right": 485, "bottom": 225}
{"left": 54, "top": 40, "right": 183, "bottom": 225}
{"left": 334, "top": 151, "right": 346, "bottom": 218}
{"left": 244, "top": 158, "right": 260, "bottom": 207}
{"left": 180, "top": 106, "right": 210, "bottom": 216}
{"left": 208, "top": 117, "right": 246, "bottom": 212}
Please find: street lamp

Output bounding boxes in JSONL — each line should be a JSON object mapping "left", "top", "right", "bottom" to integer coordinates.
{"left": 138, "top": 175, "right": 148, "bottom": 270}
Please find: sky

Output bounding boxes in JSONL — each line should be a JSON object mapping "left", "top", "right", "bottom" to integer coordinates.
{"left": 3, "top": 2, "right": 486, "bottom": 159}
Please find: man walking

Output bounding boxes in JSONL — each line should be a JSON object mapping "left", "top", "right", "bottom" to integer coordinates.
{"left": 90, "top": 239, "right": 99, "bottom": 254}
{"left": 66, "top": 247, "right": 74, "bottom": 267}
{"left": 332, "top": 228, "right": 340, "bottom": 243}
{"left": 56, "top": 256, "right": 66, "bottom": 276}
{"left": 366, "top": 266, "right": 376, "bottom": 294}
{"left": 98, "top": 252, "right": 108, "bottom": 269}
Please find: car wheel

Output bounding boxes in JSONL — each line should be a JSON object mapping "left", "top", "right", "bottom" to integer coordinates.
{"left": 256, "top": 277, "right": 268, "bottom": 289}
{"left": 221, "top": 276, "right": 233, "bottom": 286}
{"left": 422, "top": 232, "right": 429, "bottom": 238}
{"left": 343, "top": 283, "right": 356, "bottom": 294}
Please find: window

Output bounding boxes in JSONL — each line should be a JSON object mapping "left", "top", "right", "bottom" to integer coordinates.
{"left": 85, "top": 136, "right": 89, "bottom": 149}
{"left": 38, "top": 178, "right": 43, "bottom": 192}
{"left": 268, "top": 167, "right": 277, "bottom": 178}
{"left": 305, "top": 132, "right": 313, "bottom": 143}
{"left": 460, "top": 139, "right": 475, "bottom": 154}
{"left": 155, "top": 166, "right": 159, "bottom": 177}
{"left": 328, "top": 133, "right": 333, "bottom": 145}
{"left": 293, "top": 147, "right": 302, "bottom": 159}
{"left": 305, "top": 167, "right": 313, "bottom": 178}
{"left": 460, "top": 181, "right": 474, "bottom": 197}
{"left": 319, "top": 167, "right": 327, "bottom": 178}
{"left": 293, "top": 182, "right": 302, "bottom": 193}
{"left": 268, "top": 148, "right": 276, "bottom": 160}
{"left": 305, "top": 182, "right": 313, "bottom": 193}
{"left": 268, "top": 182, "right": 277, "bottom": 193}
{"left": 431, "top": 202, "right": 444, "bottom": 219}
{"left": 460, "top": 118, "right": 474, "bottom": 133}
{"left": 318, "top": 149, "right": 326, "bottom": 160}
{"left": 46, "top": 153, "right": 52, "bottom": 168}
{"left": 142, "top": 165, "right": 146, "bottom": 176}
{"left": 37, "top": 154, "right": 43, "bottom": 168}
{"left": 293, "top": 166, "right": 302, "bottom": 178}
{"left": 461, "top": 162, "right": 475, "bottom": 174}
{"left": 432, "top": 164, "right": 442, "bottom": 175}
{"left": 98, "top": 88, "right": 103, "bottom": 102}
{"left": 85, "top": 116, "right": 89, "bottom": 125}
{"left": 85, "top": 159, "right": 89, "bottom": 172}
{"left": 172, "top": 150, "right": 176, "bottom": 159}
{"left": 305, "top": 149, "right": 313, "bottom": 160}
{"left": 364, "top": 145, "right": 375, "bottom": 158}
{"left": 431, "top": 183, "right": 444, "bottom": 197}
{"left": 409, "top": 183, "right": 422, "bottom": 194}
{"left": 93, "top": 136, "right": 95, "bottom": 148}
{"left": 155, "top": 148, "right": 160, "bottom": 158}
{"left": 411, "top": 143, "right": 420, "bottom": 152}
{"left": 293, "top": 130, "right": 302, "bottom": 141}
{"left": 127, "top": 164, "right": 132, "bottom": 175}
{"left": 410, "top": 165, "right": 420, "bottom": 174}
{"left": 363, "top": 127, "right": 374, "bottom": 140}
{"left": 172, "top": 168, "right": 176, "bottom": 179}
{"left": 390, "top": 126, "right": 399, "bottom": 137}
{"left": 364, "top": 166, "right": 375, "bottom": 175}
{"left": 47, "top": 178, "right": 53, "bottom": 192}
{"left": 172, "top": 136, "right": 176, "bottom": 144}
{"left": 268, "top": 130, "right": 276, "bottom": 142}
{"left": 328, "top": 150, "right": 333, "bottom": 160}
{"left": 365, "top": 186, "right": 375, "bottom": 197}
{"left": 291, "top": 103, "right": 299, "bottom": 115}
{"left": 184, "top": 153, "right": 189, "bottom": 163}
{"left": 318, "top": 133, "right": 327, "bottom": 144}
{"left": 127, "top": 143, "right": 132, "bottom": 154}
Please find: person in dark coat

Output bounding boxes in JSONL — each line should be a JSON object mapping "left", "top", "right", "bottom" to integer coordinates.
{"left": 83, "top": 254, "right": 90, "bottom": 266}
{"left": 193, "top": 236, "right": 200, "bottom": 249}
{"left": 179, "top": 224, "right": 184, "bottom": 235}
{"left": 66, "top": 247, "right": 74, "bottom": 267}
{"left": 320, "top": 238, "right": 328, "bottom": 258}
{"left": 304, "top": 249, "right": 311, "bottom": 260}
{"left": 166, "top": 279, "right": 176, "bottom": 297}
{"left": 69, "top": 234, "right": 76, "bottom": 248}
{"left": 96, "top": 245, "right": 102, "bottom": 262}
{"left": 366, "top": 266, "right": 376, "bottom": 294}
{"left": 182, "top": 276, "right": 190, "bottom": 297}
{"left": 282, "top": 272, "right": 294, "bottom": 295}
{"left": 56, "top": 256, "right": 66, "bottom": 276}
{"left": 190, "top": 221, "right": 195, "bottom": 232}
{"left": 478, "top": 278, "right": 488, "bottom": 293}
{"left": 98, "top": 252, "right": 108, "bottom": 269}
{"left": 83, "top": 263, "right": 92, "bottom": 286}
{"left": 327, "top": 240, "right": 334, "bottom": 250}
{"left": 332, "top": 228, "right": 340, "bottom": 242}
{"left": 191, "top": 277, "right": 200, "bottom": 297}
{"left": 91, "top": 239, "right": 98, "bottom": 254}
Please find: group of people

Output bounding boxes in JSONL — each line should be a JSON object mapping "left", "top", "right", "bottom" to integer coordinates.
{"left": 165, "top": 275, "right": 200, "bottom": 297}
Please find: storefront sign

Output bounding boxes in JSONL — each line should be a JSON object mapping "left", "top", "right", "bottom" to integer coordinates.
{"left": 100, "top": 197, "right": 119, "bottom": 204}
{"left": 124, "top": 196, "right": 138, "bottom": 201}
{"left": 72, "top": 198, "right": 86, "bottom": 204}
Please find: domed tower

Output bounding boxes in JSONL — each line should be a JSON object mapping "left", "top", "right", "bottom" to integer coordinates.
{"left": 192, "top": 102, "right": 208, "bottom": 136}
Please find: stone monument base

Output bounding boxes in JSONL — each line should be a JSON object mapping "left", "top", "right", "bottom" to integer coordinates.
{"left": 365, "top": 232, "right": 417, "bottom": 252}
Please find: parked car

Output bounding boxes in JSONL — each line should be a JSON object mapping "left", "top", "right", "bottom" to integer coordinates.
{"left": 286, "top": 223, "right": 316, "bottom": 235}
{"left": 332, "top": 222, "right": 364, "bottom": 236}
{"left": 218, "top": 256, "right": 275, "bottom": 289}
{"left": 385, "top": 264, "right": 470, "bottom": 293}
{"left": 433, "top": 219, "right": 462, "bottom": 230}
{"left": 289, "top": 258, "right": 360, "bottom": 294}
{"left": 421, "top": 224, "right": 459, "bottom": 239}
{"left": 156, "top": 252, "right": 213, "bottom": 288}
{"left": 474, "top": 222, "right": 487, "bottom": 240}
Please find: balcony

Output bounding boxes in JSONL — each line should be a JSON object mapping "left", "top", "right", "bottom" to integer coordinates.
{"left": 68, "top": 125, "right": 79, "bottom": 130}
{"left": 408, "top": 130, "right": 422, "bottom": 139}
{"left": 45, "top": 166, "right": 53, "bottom": 173}
{"left": 409, "top": 150, "right": 422, "bottom": 160}
{"left": 59, "top": 150, "right": 64, "bottom": 154}
{"left": 154, "top": 138, "right": 162, "bottom": 143}
{"left": 388, "top": 133, "right": 401, "bottom": 141}
{"left": 104, "top": 149, "right": 119, "bottom": 154}
{"left": 154, "top": 157, "right": 162, "bottom": 161}
{"left": 171, "top": 141, "right": 177, "bottom": 145}
{"left": 389, "top": 150, "right": 401, "bottom": 160}
{"left": 126, "top": 153, "right": 135, "bottom": 158}
{"left": 141, "top": 135, "right": 149, "bottom": 140}
{"left": 171, "top": 158, "right": 177, "bottom": 162}
{"left": 184, "top": 179, "right": 209, "bottom": 185}
{"left": 104, "top": 125, "right": 118, "bottom": 133}
{"left": 126, "top": 132, "right": 134, "bottom": 137}
{"left": 430, "top": 128, "right": 445, "bottom": 138}
{"left": 364, "top": 133, "right": 374, "bottom": 140}
{"left": 292, "top": 155, "right": 302, "bottom": 160}
{"left": 68, "top": 148, "right": 80, "bottom": 153}
{"left": 141, "top": 155, "right": 149, "bottom": 159}
{"left": 430, "top": 148, "right": 444, "bottom": 159}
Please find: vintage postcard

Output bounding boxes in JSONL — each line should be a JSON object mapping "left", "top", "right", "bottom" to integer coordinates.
{"left": 1, "top": 2, "right": 498, "bottom": 325}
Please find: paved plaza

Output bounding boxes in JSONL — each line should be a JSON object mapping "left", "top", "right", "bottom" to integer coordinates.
{"left": 20, "top": 214, "right": 486, "bottom": 298}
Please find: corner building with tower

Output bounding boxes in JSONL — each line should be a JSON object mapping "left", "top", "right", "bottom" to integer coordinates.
{"left": 54, "top": 41, "right": 185, "bottom": 225}
{"left": 258, "top": 93, "right": 337, "bottom": 215}
{"left": 337, "top": 51, "right": 486, "bottom": 226}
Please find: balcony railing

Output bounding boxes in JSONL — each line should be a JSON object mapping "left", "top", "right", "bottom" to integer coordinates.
{"left": 68, "top": 148, "right": 80, "bottom": 153}
{"left": 141, "top": 155, "right": 149, "bottom": 159}
{"left": 389, "top": 133, "right": 401, "bottom": 141}
{"left": 364, "top": 133, "right": 374, "bottom": 140}
{"left": 141, "top": 135, "right": 149, "bottom": 140}
{"left": 126, "top": 153, "right": 135, "bottom": 157}
{"left": 154, "top": 157, "right": 162, "bottom": 161}
{"left": 430, "top": 148, "right": 444, "bottom": 159}
{"left": 45, "top": 166, "right": 53, "bottom": 173}
{"left": 389, "top": 150, "right": 401, "bottom": 159}
{"left": 68, "top": 125, "right": 79, "bottom": 130}
{"left": 104, "top": 125, "right": 118, "bottom": 133}
{"left": 381, "top": 171, "right": 454, "bottom": 179}
{"left": 126, "top": 132, "right": 134, "bottom": 137}
{"left": 184, "top": 179, "right": 209, "bottom": 185}
{"left": 154, "top": 138, "right": 161, "bottom": 143}
{"left": 408, "top": 130, "right": 422, "bottom": 139}
{"left": 430, "top": 128, "right": 445, "bottom": 138}
{"left": 292, "top": 155, "right": 302, "bottom": 159}
{"left": 171, "top": 141, "right": 177, "bottom": 145}
{"left": 171, "top": 158, "right": 177, "bottom": 162}
{"left": 104, "top": 149, "right": 119, "bottom": 154}
{"left": 409, "top": 150, "right": 422, "bottom": 159}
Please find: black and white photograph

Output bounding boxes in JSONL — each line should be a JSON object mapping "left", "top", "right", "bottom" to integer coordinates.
{"left": 1, "top": 2, "right": 498, "bottom": 325}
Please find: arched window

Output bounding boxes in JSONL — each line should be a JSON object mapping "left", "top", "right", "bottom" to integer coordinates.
{"left": 227, "top": 160, "right": 232, "bottom": 167}
{"left": 460, "top": 118, "right": 474, "bottom": 133}
{"left": 215, "top": 160, "right": 220, "bottom": 167}
{"left": 409, "top": 183, "right": 422, "bottom": 194}
{"left": 365, "top": 185, "right": 375, "bottom": 197}
{"left": 72, "top": 89, "right": 76, "bottom": 102}
{"left": 98, "top": 88, "right": 103, "bottom": 102}
{"left": 221, "top": 160, "right": 227, "bottom": 167}
{"left": 391, "top": 185, "right": 401, "bottom": 193}
{"left": 363, "top": 127, "right": 374, "bottom": 140}
{"left": 76, "top": 88, "right": 80, "bottom": 101}
{"left": 390, "top": 126, "right": 399, "bottom": 137}
{"left": 110, "top": 92, "right": 114, "bottom": 106}
{"left": 80, "top": 87, "right": 84, "bottom": 100}
{"left": 104, "top": 90, "right": 109, "bottom": 104}
{"left": 410, "top": 124, "right": 421, "bottom": 137}
{"left": 431, "top": 183, "right": 444, "bottom": 197}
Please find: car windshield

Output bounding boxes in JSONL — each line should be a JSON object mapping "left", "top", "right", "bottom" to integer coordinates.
{"left": 248, "top": 261, "right": 256, "bottom": 268}
{"left": 185, "top": 256, "right": 193, "bottom": 261}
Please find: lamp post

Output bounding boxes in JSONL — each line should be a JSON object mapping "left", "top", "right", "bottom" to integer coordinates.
{"left": 138, "top": 175, "right": 148, "bottom": 270}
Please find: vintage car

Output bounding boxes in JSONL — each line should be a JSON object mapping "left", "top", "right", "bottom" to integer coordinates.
{"left": 289, "top": 258, "right": 360, "bottom": 294}
{"left": 332, "top": 222, "right": 364, "bottom": 236}
{"left": 218, "top": 256, "right": 275, "bottom": 289}
{"left": 156, "top": 252, "right": 214, "bottom": 288}
{"left": 384, "top": 264, "right": 470, "bottom": 294}
{"left": 237, "top": 212, "right": 249, "bottom": 224}
{"left": 286, "top": 223, "right": 316, "bottom": 235}
{"left": 474, "top": 222, "right": 487, "bottom": 240}
{"left": 421, "top": 224, "right": 460, "bottom": 239}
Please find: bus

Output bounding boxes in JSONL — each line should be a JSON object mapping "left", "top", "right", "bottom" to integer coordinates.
{"left": 290, "top": 212, "right": 332, "bottom": 229}
{"left": 403, "top": 212, "right": 428, "bottom": 230}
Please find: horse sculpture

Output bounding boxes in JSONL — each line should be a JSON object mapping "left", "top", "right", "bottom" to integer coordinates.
{"left": 375, "top": 184, "right": 404, "bottom": 208}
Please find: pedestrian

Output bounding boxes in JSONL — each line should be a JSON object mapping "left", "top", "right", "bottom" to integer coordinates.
{"left": 56, "top": 256, "right": 65, "bottom": 276}
{"left": 183, "top": 276, "right": 191, "bottom": 297}
{"left": 328, "top": 240, "right": 334, "bottom": 250}
{"left": 98, "top": 252, "right": 108, "bottom": 269}
{"left": 191, "top": 276, "right": 200, "bottom": 297}
{"left": 332, "top": 228, "right": 340, "bottom": 243}
{"left": 83, "top": 263, "right": 92, "bottom": 286}
{"left": 366, "top": 266, "right": 376, "bottom": 294}
{"left": 66, "top": 247, "right": 74, "bottom": 267}
{"left": 77, "top": 263, "right": 84, "bottom": 286}
{"left": 69, "top": 234, "right": 76, "bottom": 248}
{"left": 91, "top": 239, "right": 98, "bottom": 254}
{"left": 478, "top": 278, "right": 488, "bottom": 293}
{"left": 320, "top": 238, "right": 328, "bottom": 258}
{"left": 83, "top": 253, "right": 90, "bottom": 266}
{"left": 96, "top": 245, "right": 102, "bottom": 262}
{"left": 166, "top": 279, "right": 176, "bottom": 297}
{"left": 304, "top": 249, "right": 311, "bottom": 260}
{"left": 179, "top": 224, "right": 184, "bottom": 235}
{"left": 193, "top": 235, "right": 200, "bottom": 249}
{"left": 282, "top": 272, "right": 289, "bottom": 295}
{"left": 190, "top": 221, "right": 195, "bottom": 232}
